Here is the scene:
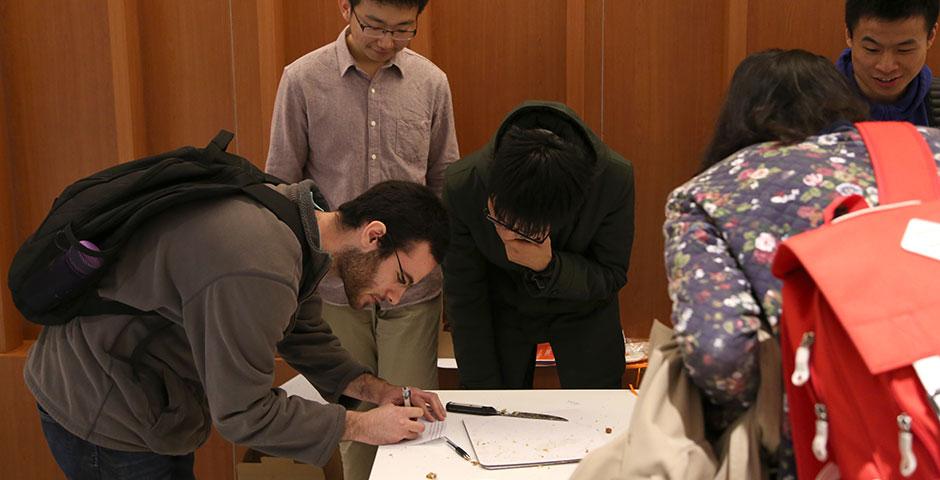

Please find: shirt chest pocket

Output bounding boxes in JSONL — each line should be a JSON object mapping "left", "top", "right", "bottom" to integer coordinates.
{"left": 395, "top": 116, "right": 431, "bottom": 166}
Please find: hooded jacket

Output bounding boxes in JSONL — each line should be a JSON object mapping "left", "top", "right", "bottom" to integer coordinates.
{"left": 442, "top": 101, "right": 635, "bottom": 388}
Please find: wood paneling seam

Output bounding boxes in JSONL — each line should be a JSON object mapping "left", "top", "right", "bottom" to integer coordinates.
{"left": 600, "top": 0, "right": 606, "bottom": 140}
{"left": 227, "top": 0, "right": 240, "bottom": 152}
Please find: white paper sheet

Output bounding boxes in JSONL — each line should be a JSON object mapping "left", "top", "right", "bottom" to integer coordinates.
{"left": 396, "top": 420, "right": 447, "bottom": 445}
{"left": 462, "top": 415, "right": 609, "bottom": 469}
{"left": 278, "top": 375, "right": 327, "bottom": 404}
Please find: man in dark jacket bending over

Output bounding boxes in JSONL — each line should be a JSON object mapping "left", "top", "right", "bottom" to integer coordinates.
{"left": 26, "top": 180, "right": 447, "bottom": 479}
{"left": 443, "top": 101, "right": 636, "bottom": 389}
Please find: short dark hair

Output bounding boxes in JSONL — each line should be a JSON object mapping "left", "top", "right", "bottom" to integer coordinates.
{"left": 701, "top": 49, "right": 869, "bottom": 171}
{"left": 337, "top": 180, "right": 449, "bottom": 263}
{"left": 488, "top": 126, "right": 594, "bottom": 238}
{"left": 846, "top": 0, "right": 939, "bottom": 36}
{"left": 350, "top": 0, "right": 429, "bottom": 14}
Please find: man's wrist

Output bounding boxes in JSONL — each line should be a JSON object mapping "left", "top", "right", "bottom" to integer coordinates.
{"left": 524, "top": 254, "right": 557, "bottom": 292}
{"left": 361, "top": 374, "right": 394, "bottom": 404}
{"left": 343, "top": 410, "right": 363, "bottom": 442}
{"left": 345, "top": 373, "right": 376, "bottom": 402}
{"left": 533, "top": 252, "right": 555, "bottom": 273}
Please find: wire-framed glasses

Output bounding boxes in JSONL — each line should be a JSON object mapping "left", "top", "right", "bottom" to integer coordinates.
{"left": 351, "top": 7, "right": 418, "bottom": 41}
{"left": 392, "top": 249, "right": 411, "bottom": 286}
{"left": 483, "top": 208, "right": 550, "bottom": 244}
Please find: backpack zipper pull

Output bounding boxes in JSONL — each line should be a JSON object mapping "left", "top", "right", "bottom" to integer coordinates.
{"left": 898, "top": 413, "right": 917, "bottom": 477}
{"left": 812, "top": 403, "right": 829, "bottom": 462}
{"left": 792, "top": 332, "right": 815, "bottom": 386}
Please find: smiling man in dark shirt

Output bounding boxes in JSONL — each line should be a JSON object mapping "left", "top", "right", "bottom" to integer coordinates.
{"left": 837, "top": 0, "right": 938, "bottom": 125}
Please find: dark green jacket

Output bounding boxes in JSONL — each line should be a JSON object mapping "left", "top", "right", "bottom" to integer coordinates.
{"left": 443, "top": 101, "right": 635, "bottom": 387}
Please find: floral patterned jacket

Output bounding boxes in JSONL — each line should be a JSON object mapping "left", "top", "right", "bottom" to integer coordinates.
{"left": 664, "top": 126, "right": 940, "bottom": 425}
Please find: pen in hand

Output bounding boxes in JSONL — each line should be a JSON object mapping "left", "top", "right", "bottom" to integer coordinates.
{"left": 402, "top": 386, "right": 412, "bottom": 407}
{"left": 444, "top": 436, "right": 471, "bottom": 461}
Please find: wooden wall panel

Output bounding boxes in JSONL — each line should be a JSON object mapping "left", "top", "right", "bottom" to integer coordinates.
{"left": 0, "top": 54, "right": 21, "bottom": 353}
{"left": 107, "top": 0, "right": 147, "bottom": 163}
{"left": 231, "top": 0, "right": 272, "bottom": 167}
{"left": 603, "top": 1, "right": 730, "bottom": 338}
{"left": 582, "top": 0, "right": 604, "bottom": 132}
{"left": 255, "top": 0, "right": 287, "bottom": 166}
{"left": 0, "top": 345, "right": 62, "bottom": 479}
{"left": 566, "top": 0, "right": 604, "bottom": 132}
{"left": 1, "top": 0, "right": 121, "bottom": 341}
{"left": 747, "top": 0, "right": 940, "bottom": 70}
{"left": 724, "top": 0, "right": 750, "bottom": 83}
{"left": 194, "top": 429, "right": 235, "bottom": 480}
{"left": 283, "top": 1, "right": 349, "bottom": 67}
{"left": 0, "top": 0, "right": 119, "bottom": 239}
{"left": 135, "top": 0, "right": 236, "bottom": 154}
{"left": 430, "top": 0, "right": 569, "bottom": 154}
{"left": 747, "top": 0, "right": 846, "bottom": 58}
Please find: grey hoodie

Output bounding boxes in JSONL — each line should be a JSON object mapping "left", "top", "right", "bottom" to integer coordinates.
{"left": 24, "top": 181, "right": 368, "bottom": 466}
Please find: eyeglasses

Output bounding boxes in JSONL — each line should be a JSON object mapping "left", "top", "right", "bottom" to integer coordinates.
{"left": 483, "top": 208, "right": 550, "bottom": 244}
{"left": 351, "top": 7, "right": 418, "bottom": 41}
{"left": 393, "top": 249, "right": 412, "bottom": 286}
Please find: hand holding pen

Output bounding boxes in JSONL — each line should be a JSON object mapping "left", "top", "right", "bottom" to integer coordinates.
{"left": 400, "top": 387, "right": 471, "bottom": 462}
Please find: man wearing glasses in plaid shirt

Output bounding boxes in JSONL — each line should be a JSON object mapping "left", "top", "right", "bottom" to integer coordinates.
{"left": 265, "top": 1, "right": 458, "bottom": 479}
{"left": 443, "top": 101, "right": 636, "bottom": 391}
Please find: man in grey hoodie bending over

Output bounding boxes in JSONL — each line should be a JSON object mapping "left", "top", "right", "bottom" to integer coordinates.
{"left": 24, "top": 180, "right": 448, "bottom": 479}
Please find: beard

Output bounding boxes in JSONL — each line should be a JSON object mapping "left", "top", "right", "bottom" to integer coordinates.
{"left": 333, "top": 248, "right": 383, "bottom": 309}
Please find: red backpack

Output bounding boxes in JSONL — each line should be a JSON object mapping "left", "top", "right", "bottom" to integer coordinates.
{"left": 773, "top": 122, "right": 940, "bottom": 479}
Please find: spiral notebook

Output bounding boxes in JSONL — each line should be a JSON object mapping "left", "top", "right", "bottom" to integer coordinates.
{"left": 462, "top": 415, "right": 609, "bottom": 469}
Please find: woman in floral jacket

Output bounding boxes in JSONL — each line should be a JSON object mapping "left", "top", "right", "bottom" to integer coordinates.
{"left": 663, "top": 49, "right": 888, "bottom": 477}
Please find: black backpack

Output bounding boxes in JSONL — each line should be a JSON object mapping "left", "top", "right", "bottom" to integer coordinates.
{"left": 8, "top": 130, "right": 314, "bottom": 325}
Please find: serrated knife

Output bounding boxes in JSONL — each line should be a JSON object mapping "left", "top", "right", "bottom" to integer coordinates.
{"left": 445, "top": 401, "right": 568, "bottom": 422}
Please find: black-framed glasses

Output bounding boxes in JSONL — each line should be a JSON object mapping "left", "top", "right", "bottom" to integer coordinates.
{"left": 483, "top": 208, "right": 550, "bottom": 244}
{"left": 351, "top": 7, "right": 418, "bottom": 41}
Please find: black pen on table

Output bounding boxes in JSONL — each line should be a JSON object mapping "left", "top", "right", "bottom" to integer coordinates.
{"left": 443, "top": 436, "right": 471, "bottom": 461}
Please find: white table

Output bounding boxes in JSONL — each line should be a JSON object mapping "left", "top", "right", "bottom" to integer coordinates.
{"left": 369, "top": 389, "right": 636, "bottom": 480}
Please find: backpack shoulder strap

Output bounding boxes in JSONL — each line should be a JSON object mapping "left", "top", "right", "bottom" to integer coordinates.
{"left": 855, "top": 121, "right": 940, "bottom": 204}
{"left": 928, "top": 76, "right": 940, "bottom": 127}
{"left": 241, "top": 184, "right": 315, "bottom": 298}
{"left": 205, "top": 130, "right": 235, "bottom": 158}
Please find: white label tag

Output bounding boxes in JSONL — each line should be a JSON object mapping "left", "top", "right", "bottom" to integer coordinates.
{"left": 901, "top": 218, "right": 940, "bottom": 262}
{"left": 913, "top": 356, "right": 940, "bottom": 422}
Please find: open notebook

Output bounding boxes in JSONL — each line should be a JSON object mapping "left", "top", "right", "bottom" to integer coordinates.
{"left": 462, "top": 415, "right": 610, "bottom": 469}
